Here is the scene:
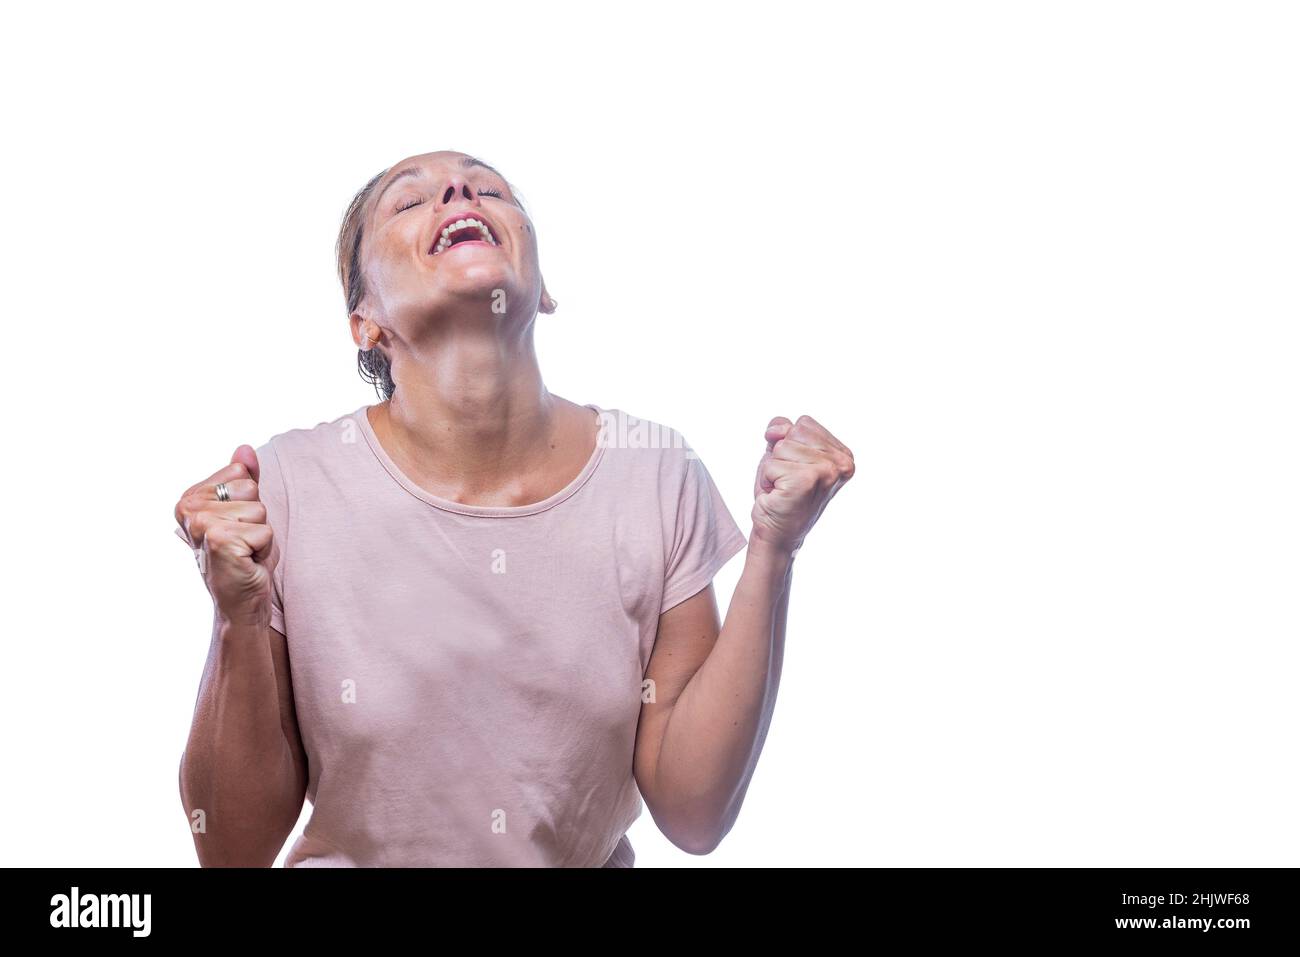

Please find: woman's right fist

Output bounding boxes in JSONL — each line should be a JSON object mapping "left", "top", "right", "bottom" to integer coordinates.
{"left": 173, "top": 445, "right": 279, "bottom": 628}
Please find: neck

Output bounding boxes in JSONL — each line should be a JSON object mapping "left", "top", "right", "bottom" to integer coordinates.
{"left": 373, "top": 323, "right": 559, "bottom": 495}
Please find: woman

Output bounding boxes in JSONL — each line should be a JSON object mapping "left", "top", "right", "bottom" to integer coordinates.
{"left": 173, "top": 150, "right": 854, "bottom": 867}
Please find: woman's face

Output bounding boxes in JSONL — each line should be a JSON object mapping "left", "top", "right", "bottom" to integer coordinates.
{"left": 354, "top": 150, "right": 551, "bottom": 346}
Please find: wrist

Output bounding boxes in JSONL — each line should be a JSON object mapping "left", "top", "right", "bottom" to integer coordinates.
{"left": 214, "top": 603, "right": 272, "bottom": 636}
{"left": 745, "top": 532, "right": 797, "bottom": 582}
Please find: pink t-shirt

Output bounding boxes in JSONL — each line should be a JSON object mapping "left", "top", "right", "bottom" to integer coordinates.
{"left": 241, "top": 403, "right": 746, "bottom": 867}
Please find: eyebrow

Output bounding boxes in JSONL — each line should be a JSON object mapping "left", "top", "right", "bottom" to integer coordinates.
{"left": 375, "top": 156, "right": 507, "bottom": 208}
{"left": 462, "top": 155, "right": 504, "bottom": 177}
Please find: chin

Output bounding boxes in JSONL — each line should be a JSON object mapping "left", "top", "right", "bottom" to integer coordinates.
{"left": 434, "top": 263, "right": 505, "bottom": 292}
{"left": 432, "top": 273, "right": 523, "bottom": 315}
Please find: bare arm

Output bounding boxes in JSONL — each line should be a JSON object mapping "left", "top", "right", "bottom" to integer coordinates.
{"left": 634, "top": 542, "right": 792, "bottom": 854}
{"left": 175, "top": 446, "right": 308, "bottom": 867}
{"left": 633, "top": 414, "right": 852, "bottom": 854}
{"left": 180, "top": 620, "right": 307, "bottom": 867}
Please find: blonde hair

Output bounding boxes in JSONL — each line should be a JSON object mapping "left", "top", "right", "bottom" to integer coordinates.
{"left": 336, "top": 165, "right": 396, "bottom": 399}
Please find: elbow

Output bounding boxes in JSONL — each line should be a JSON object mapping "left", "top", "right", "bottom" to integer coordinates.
{"left": 177, "top": 751, "right": 195, "bottom": 828}
{"left": 640, "top": 767, "right": 743, "bottom": 857}
{"left": 651, "top": 801, "right": 732, "bottom": 856}
{"left": 177, "top": 750, "right": 294, "bottom": 868}
{"left": 671, "top": 827, "right": 725, "bottom": 856}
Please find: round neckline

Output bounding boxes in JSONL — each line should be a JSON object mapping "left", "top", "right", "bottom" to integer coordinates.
{"left": 354, "top": 402, "right": 608, "bottom": 518}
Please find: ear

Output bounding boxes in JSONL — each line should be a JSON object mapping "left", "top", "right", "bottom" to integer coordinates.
{"left": 350, "top": 311, "right": 382, "bottom": 350}
{"left": 539, "top": 278, "right": 558, "bottom": 315}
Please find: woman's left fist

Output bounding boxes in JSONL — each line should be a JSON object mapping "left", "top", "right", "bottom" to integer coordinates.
{"left": 751, "top": 414, "right": 854, "bottom": 555}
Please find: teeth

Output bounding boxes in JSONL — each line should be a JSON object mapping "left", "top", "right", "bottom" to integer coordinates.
{"left": 433, "top": 217, "right": 497, "bottom": 254}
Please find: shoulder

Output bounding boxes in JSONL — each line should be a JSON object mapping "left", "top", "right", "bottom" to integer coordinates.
{"left": 256, "top": 406, "right": 368, "bottom": 460}
{"left": 595, "top": 406, "right": 695, "bottom": 458}
{"left": 595, "top": 406, "right": 699, "bottom": 475}
{"left": 253, "top": 405, "right": 370, "bottom": 488}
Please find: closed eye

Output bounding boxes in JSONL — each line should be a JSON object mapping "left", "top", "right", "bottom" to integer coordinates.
{"left": 398, "top": 186, "right": 499, "bottom": 213}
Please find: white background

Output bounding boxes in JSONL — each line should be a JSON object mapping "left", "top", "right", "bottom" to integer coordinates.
{"left": 1, "top": 1, "right": 1295, "bottom": 867}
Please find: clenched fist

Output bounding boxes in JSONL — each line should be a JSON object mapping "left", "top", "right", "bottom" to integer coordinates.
{"left": 173, "top": 445, "right": 279, "bottom": 628}
{"left": 752, "top": 415, "right": 854, "bottom": 555}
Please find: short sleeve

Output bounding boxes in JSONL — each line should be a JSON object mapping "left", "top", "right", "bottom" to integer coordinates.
{"left": 660, "top": 447, "right": 748, "bottom": 614}
{"left": 254, "top": 439, "right": 290, "bottom": 636}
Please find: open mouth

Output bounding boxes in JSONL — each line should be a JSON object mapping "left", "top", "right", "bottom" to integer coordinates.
{"left": 429, "top": 212, "right": 500, "bottom": 256}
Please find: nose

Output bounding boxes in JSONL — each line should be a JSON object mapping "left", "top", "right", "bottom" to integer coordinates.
{"left": 437, "top": 175, "right": 481, "bottom": 207}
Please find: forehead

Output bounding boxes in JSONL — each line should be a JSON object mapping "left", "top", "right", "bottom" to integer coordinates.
{"left": 377, "top": 151, "right": 504, "bottom": 195}
{"left": 395, "top": 150, "right": 474, "bottom": 173}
